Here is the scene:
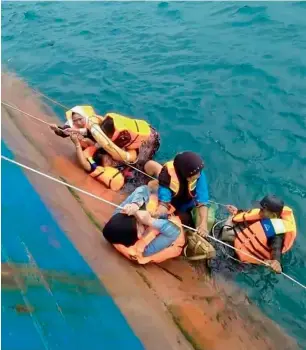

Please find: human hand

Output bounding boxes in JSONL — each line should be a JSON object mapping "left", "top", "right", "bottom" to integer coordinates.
{"left": 49, "top": 123, "right": 58, "bottom": 131}
{"left": 135, "top": 210, "right": 152, "bottom": 226}
{"left": 265, "top": 260, "right": 282, "bottom": 274}
{"left": 197, "top": 223, "right": 208, "bottom": 237}
{"left": 122, "top": 203, "right": 140, "bottom": 216}
{"left": 70, "top": 133, "right": 80, "bottom": 145}
{"left": 226, "top": 205, "right": 238, "bottom": 215}
{"left": 63, "top": 127, "right": 80, "bottom": 136}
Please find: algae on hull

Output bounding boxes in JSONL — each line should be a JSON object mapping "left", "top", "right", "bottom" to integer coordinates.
{"left": 169, "top": 310, "right": 204, "bottom": 350}
{"left": 59, "top": 176, "right": 103, "bottom": 231}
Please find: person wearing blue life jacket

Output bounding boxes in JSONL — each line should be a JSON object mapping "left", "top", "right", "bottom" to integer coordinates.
{"left": 156, "top": 151, "right": 210, "bottom": 237}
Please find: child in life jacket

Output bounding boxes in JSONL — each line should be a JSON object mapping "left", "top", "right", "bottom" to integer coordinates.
{"left": 70, "top": 131, "right": 162, "bottom": 191}
{"left": 102, "top": 185, "right": 185, "bottom": 264}
{"left": 69, "top": 133, "right": 124, "bottom": 191}
{"left": 220, "top": 195, "right": 297, "bottom": 274}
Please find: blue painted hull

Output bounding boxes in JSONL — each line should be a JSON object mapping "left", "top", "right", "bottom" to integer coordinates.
{"left": 1, "top": 141, "right": 144, "bottom": 350}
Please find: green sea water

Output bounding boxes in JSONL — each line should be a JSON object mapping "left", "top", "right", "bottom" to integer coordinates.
{"left": 2, "top": 2, "right": 306, "bottom": 347}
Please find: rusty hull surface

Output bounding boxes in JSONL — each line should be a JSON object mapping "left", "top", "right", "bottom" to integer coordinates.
{"left": 1, "top": 73, "right": 298, "bottom": 350}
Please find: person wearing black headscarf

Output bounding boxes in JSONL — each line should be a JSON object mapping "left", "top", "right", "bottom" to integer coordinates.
{"left": 157, "top": 151, "right": 209, "bottom": 236}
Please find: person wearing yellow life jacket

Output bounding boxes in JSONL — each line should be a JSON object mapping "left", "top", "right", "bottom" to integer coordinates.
{"left": 70, "top": 133, "right": 124, "bottom": 191}
{"left": 156, "top": 152, "right": 210, "bottom": 237}
{"left": 50, "top": 106, "right": 160, "bottom": 177}
{"left": 220, "top": 195, "right": 297, "bottom": 273}
{"left": 102, "top": 185, "right": 185, "bottom": 264}
{"left": 89, "top": 112, "right": 160, "bottom": 171}
{"left": 49, "top": 105, "right": 103, "bottom": 149}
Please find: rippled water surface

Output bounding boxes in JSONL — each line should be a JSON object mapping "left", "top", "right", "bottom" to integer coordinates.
{"left": 2, "top": 2, "right": 306, "bottom": 347}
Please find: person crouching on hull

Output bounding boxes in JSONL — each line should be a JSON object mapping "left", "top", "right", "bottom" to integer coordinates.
{"left": 156, "top": 152, "right": 210, "bottom": 235}
{"left": 102, "top": 185, "right": 185, "bottom": 264}
{"left": 221, "top": 195, "right": 297, "bottom": 273}
{"left": 147, "top": 151, "right": 216, "bottom": 260}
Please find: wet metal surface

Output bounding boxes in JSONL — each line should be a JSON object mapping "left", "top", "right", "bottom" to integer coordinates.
{"left": 1, "top": 141, "right": 144, "bottom": 350}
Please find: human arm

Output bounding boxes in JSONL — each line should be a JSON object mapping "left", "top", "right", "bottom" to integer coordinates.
{"left": 265, "top": 235, "right": 284, "bottom": 273}
{"left": 62, "top": 127, "right": 88, "bottom": 136}
{"left": 261, "top": 218, "right": 285, "bottom": 273}
{"left": 196, "top": 205, "right": 209, "bottom": 237}
{"left": 70, "top": 134, "right": 91, "bottom": 172}
{"left": 89, "top": 124, "right": 137, "bottom": 163}
{"left": 195, "top": 171, "right": 209, "bottom": 236}
{"left": 49, "top": 123, "right": 70, "bottom": 138}
{"left": 270, "top": 235, "right": 284, "bottom": 262}
{"left": 226, "top": 205, "right": 239, "bottom": 215}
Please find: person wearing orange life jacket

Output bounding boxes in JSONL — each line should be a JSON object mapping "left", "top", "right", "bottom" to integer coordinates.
{"left": 102, "top": 185, "right": 185, "bottom": 264}
{"left": 70, "top": 133, "right": 124, "bottom": 191}
{"left": 156, "top": 152, "right": 210, "bottom": 237}
{"left": 221, "top": 195, "right": 297, "bottom": 273}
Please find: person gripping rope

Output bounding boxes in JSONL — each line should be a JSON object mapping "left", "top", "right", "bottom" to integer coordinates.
{"left": 156, "top": 152, "right": 210, "bottom": 236}
{"left": 49, "top": 105, "right": 102, "bottom": 149}
{"left": 70, "top": 133, "right": 124, "bottom": 191}
{"left": 220, "top": 195, "right": 297, "bottom": 273}
{"left": 50, "top": 105, "right": 161, "bottom": 187}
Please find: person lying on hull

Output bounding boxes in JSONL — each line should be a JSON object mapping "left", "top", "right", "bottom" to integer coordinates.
{"left": 70, "top": 133, "right": 125, "bottom": 191}
{"left": 102, "top": 185, "right": 185, "bottom": 264}
{"left": 220, "top": 195, "right": 297, "bottom": 273}
{"left": 69, "top": 132, "right": 161, "bottom": 191}
{"left": 50, "top": 105, "right": 161, "bottom": 189}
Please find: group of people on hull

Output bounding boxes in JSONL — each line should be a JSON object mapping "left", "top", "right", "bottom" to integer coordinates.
{"left": 50, "top": 105, "right": 297, "bottom": 274}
